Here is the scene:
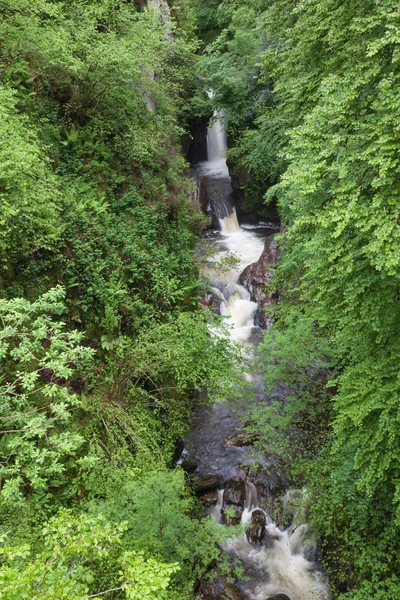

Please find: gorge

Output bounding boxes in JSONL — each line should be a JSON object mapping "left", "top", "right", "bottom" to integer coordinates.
{"left": 186, "top": 102, "right": 330, "bottom": 600}
{"left": 1, "top": 1, "right": 399, "bottom": 598}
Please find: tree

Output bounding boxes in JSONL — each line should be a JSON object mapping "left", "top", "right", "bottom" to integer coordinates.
{"left": 0, "top": 509, "right": 180, "bottom": 599}
{"left": 0, "top": 286, "right": 94, "bottom": 507}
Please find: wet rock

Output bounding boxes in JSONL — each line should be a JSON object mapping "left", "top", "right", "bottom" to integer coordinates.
{"left": 180, "top": 460, "right": 198, "bottom": 473}
{"left": 221, "top": 505, "right": 243, "bottom": 526}
{"left": 267, "top": 595, "right": 291, "bottom": 600}
{"left": 216, "top": 583, "right": 246, "bottom": 600}
{"left": 199, "top": 490, "right": 220, "bottom": 505}
{"left": 268, "top": 466, "right": 290, "bottom": 496}
{"left": 221, "top": 477, "right": 246, "bottom": 526}
{"left": 193, "top": 473, "right": 220, "bottom": 494}
{"left": 223, "top": 477, "right": 246, "bottom": 507}
{"left": 200, "top": 290, "right": 222, "bottom": 315}
{"left": 187, "top": 117, "right": 209, "bottom": 166}
{"left": 246, "top": 509, "right": 266, "bottom": 545}
{"left": 173, "top": 438, "right": 185, "bottom": 462}
{"left": 226, "top": 430, "right": 259, "bottom": 448}
{"left": 198, "top": 575, "right": 225, "bottom": 599}
{"left": 252, "top": 466, "right": 290, "bottom": 499}
{"left": 239, "top": 235, "right": 279, "bottom": 329}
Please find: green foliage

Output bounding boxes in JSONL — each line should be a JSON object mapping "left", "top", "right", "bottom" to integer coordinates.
{"left": 0, "top": 509, "right": 179, "bottom": 599}
{"left": 0, "top": 86, "right": 61, "bottom": 268}
{"left": 0, "top": 0, "right": 204, "bottom": 337}
{"left": 188, "top": 0, "right": 223, "bottom": 44}
{"left": 216, "top": 0, "right": 400, "bottom": 597}
{"left": 0, "top": 286, "right": 94, "bottom": 507}
{"left": 192, "top": 0, "right": 283, "bottom": 214}
{"left": 198, "top": 0, "right": 400, "bottom": 596}
{"left": 0, "top": 5, "right": 243, "bottom": 598}
{"left": 81, "top": 311, "right": 243, "bottom": 483}
{"left": 249, "top": 311, "right": 334, "bottom": 479}
{"left": 91, "top": 469, "right": 229, "bottom": 589}
{"left": 0, "top": 288, "right": 241, "bottom": 599}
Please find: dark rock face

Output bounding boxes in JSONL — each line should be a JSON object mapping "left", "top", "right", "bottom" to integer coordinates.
{"left": 246, "top": 509, "right": 266, "bottom": 545}
{"left": 267, "top": 595, "right": 291, "bottom": 600}
{"left": 267, "top": 466, "right": 291, "bottom": 496}
{"left": 193, "top": 473, "right": 220, "bottom": 494}
{"left": 203, "top": 176, "right": 236, "bottom": 229}
{"left": 187, "top": 117, "right": 210, "bottom": 165}
{"left": 223, "top": 477, "right": 246, "bottom": 507}
{"left": 239, "top": 234, "right": 279, "bottom": 329}
{"left": 173, "top": 438, "right": 185, "bottom": 462}
{"left": 39, "top": 368, "right": 66, "bottom": 386}
{"left": 180, "top": 460, "right": 198, "bottom": 473}
{"left": 198, "top": 178, "right": 210, "bottom": 216}
{"left": 199, "top": 490, "right": 220, "bottom": 505}
{"left": 226, "top": 430, "right": 259, "bottom": 448}
{"left": 221, "top": 477, "right": 246, "bottom": 525}
{"left": 200, "top": 290, "right": 222, "bottom": 316}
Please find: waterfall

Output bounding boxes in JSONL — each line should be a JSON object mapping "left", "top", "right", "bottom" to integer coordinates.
{"left": 213, "top": 483, "right": 328, "bottom": 600}
{"left": 206, "top": 110, "right": 229, "bottom": 175}
{"left": 218, "top": 283, "right": 258, "bottom": 344}
{"left": 195, "top": 94, "right": 240, "bottom": 234}
{"left": 188, "top": 91, "right": 329, "bottom": 600}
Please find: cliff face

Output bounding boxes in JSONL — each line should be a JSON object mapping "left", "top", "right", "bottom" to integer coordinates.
{"left": 147, "top": 0, "right": 174, "bottom": 38}
{"left": 239, "top": 234, "right": 278, "bottom": 328}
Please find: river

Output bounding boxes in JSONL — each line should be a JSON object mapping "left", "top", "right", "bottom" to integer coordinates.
{"left": 183, "top": 105, "right": 331, "bottom": 600}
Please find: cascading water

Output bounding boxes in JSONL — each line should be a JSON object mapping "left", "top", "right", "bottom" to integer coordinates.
{"left": 206, "top": 109, "right": 229, "bottom": 176}
{"left": 195, "top": 94, "right": 240, "bottom": 234}
{"left": 188, "top": 97, "right": 330, "bottom": 600}
{"left": 214, "top": 484, "right": 329, "bottom": 600}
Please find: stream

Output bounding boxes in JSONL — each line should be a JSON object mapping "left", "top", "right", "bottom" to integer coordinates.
{"left": 183, "top": 105, "right": 330, "bottom": 600}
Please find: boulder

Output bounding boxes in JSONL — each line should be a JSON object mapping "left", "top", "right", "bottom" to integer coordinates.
{"left": 200, "top": 290, "right": 222, "bottom": 316}
{"left": 193, "top": 473, "right": 220, "bottom": 494}
{"left": 221, "top": 505, "right": 243, "bottom": 526}
{"left": 226, "top": 430, "right": 259, "bottom": 448}
{"left": 217, "top": 583, "right": 246, "bottom": 600}
{"left": 267, "top": 595, "right": 291, "bottom": 600}
{"left": 198, "top": 578, "right": 225, "bottom": 599}
{"left": 223, "top": 477, "right": 246, "bottom": 507}
{"left": 180, "top": 460, "right": 198, "bottom": 474}
{"left": 221, "top": 477, "right": 246, "bottom": 526}
{"left": 239, "top": 235, "right": 279, "bottom": 329}
{"left": 246, "top": 509, "right": 266, "bottom": 545}
{"left": 252, "top": 466, "right": 290, "bottom": 499}
{"left": 199, "top": 490, "right": 220, "bottom": 505}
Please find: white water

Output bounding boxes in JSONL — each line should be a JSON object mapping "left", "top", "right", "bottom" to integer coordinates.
{"left": 206, "top": 110, "right": 230, "bottom": 176}
{"left": 196, "top": 109, "right": 230, "bottom": 179}
{"left": 213, "top": 483, "right": 328, "bottom": 600}
{"left": 220, "top": 211, "right": 240, "bottom": 234}
{"left": 196, "top": 95, "right": 241, "bottom": 231}
{"left": 223, "top": 526, "right": 328, "bottom": 600}
{"left": 199, "top": 98, "right": 329, "bottom": 600}
{"left": 204, "top": 227, "right": 265, "bottom": 287}
{"left": 200, "top": 90, "right": 230, "bottom": 178}
{"left": 214, "top": 283, "right": 257, "bottom": 345}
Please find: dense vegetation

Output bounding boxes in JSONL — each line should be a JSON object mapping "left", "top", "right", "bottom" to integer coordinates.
{"left": 198, "top": 0, "right": 400, "bottom": 598}
{"left": 0, "top": 1, "right": 243, "bottom": 598}
{"left": 2, "top": 0, "right": 400, "bottom": 598}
